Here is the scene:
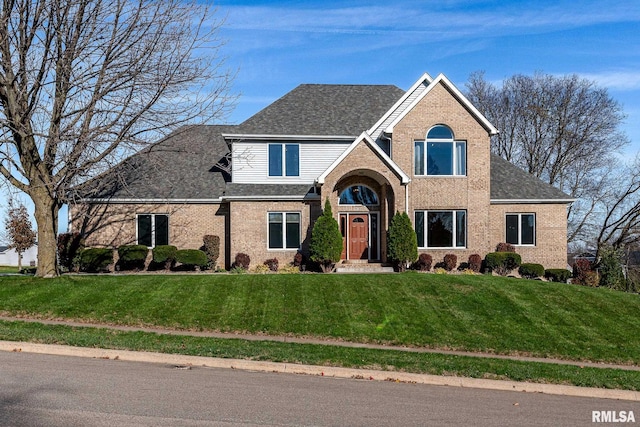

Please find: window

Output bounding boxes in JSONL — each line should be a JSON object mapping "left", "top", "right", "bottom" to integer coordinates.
{"left": 137, "top": 214, "right": 169, "bottom": 247}
{"left": 414, "top": 125, "right": 466, "bottom": 176}
{"left": 268, "top": 212, "right": 301, "bottom": 249}
{"left": 415, "top": 210, "right": 466, "bottom": 248}
{"left": 506, "top": 213, "right": 535, "bottom": 246}
{"left": 269, "top": 143, "right": 299, "bottom": 176}
{"left": 339, "top": 185, "right": 379, "bottom": 205}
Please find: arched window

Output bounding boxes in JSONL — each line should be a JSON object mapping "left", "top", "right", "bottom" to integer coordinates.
{"left": 339, "top": 185, "right": 379, "bottom": 205}
{"left": 414, "top": 125, "right": 466, "bottom": 176}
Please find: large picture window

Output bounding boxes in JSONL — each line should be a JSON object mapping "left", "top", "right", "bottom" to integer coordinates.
{"left": 414, "top": 125, "right": 466, "bottom": 176}
{"left": 268, "top": 143, "right": 299, "bottom": 177}
{"left": 137, "top": 214, "right": 169, "bottom": 247}
{"left": 268, "top": 212, "right": 301, "bottom": 249}
{"left": 415, "top": 210, "right": 466, "bottom": 248}
{"left": 506, "top": 213, "right": 535, "bottom": 246}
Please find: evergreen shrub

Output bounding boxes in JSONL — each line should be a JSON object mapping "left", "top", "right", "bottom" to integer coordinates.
{"left": 485, "top": 252, "right": 521, "bottom": 276}
{"left": 176, "top": 249, "right": 208, "bottom": 270}
{"left": 117, "top": 245, "right": 148, "bottom": 271}
{"left": 152, "top": 245, "right": 177, "bottom": 270}
{"left": 387, "top": 211, "right": 418, "bottom": 272}
{"left": 78, "top": 248, "right": 113, "bottom": 273}
{"left": 545, "top": 268, "right": 571, "bottom": 283}
{"left": 518, "top": 263, "right": 545, "bottom": 279}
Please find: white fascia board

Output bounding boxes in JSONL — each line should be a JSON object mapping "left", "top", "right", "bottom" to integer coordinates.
{"left": 223, "top": 194, "right": 320, "bottom": 201}
{"left": 385, "top": 73, "right": 499, "bottom": 136}
{"left": 367, "top": 72, "right": 434, "bottom": 135}
{"left": 222, "top": 134, "right": 356, "bottom": 142}
{"left": 79, "top": 198, "right": 224, "bottom": 204}
{"left": 316, "top": 132, "right": 410, "bottom": 185}
{"left": 490, "top": 198, "right": 575, "bottom": 204}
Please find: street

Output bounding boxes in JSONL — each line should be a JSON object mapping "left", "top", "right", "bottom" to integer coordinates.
{"left": 0, "top": 351, "right": 637, "bottom": 426}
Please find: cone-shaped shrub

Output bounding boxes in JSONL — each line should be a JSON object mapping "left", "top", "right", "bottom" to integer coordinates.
{"left": 310, "top": 199, "right": 343, "bottom": 273}
{"left": 387, "top": 211, "right": 418, "bottom": 272}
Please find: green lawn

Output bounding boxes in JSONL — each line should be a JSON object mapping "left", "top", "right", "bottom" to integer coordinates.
{"left": 1, "top": 272, "right": 638, "bottom": 365}
{"left": 0, "top": 266, "right": 19, "bottom": 273}
{"left": 2, "top": 319, "right": 639, "bottom": 391}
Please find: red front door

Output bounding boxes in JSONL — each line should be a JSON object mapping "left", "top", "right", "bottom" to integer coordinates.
{"left": 348, "top": 214, "right": 369, "bottom": 260}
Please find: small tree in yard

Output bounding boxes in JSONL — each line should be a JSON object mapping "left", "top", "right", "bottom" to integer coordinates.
{"left": 387, "top": 212, "right": 418, "bottom": 272}
{"left": 4, "top": 203, "right": 36, "bottom": 270}
{"left": 310, "top": 199, "right": 343, "bottom": 273}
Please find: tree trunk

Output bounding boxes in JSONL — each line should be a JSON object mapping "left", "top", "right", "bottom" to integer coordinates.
{"left": 31, "top": 190, "right": 60, "bottom": 278}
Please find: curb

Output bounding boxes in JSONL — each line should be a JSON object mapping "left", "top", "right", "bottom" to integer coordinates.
{"left": 1, "top": 341, "right": 638, "bottom": 402}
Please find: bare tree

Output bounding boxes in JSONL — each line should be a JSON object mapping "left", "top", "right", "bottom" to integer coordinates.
{"left": 466, "top": 72, "right": 629, "bottom": 245}
{"left": 4, "top": 202, "right": 36, "bottom": 270}
{"left": 0, "top": 0, "right": 234, "bottom": 277}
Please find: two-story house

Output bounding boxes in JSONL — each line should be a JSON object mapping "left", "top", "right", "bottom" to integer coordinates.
{"left": 71, "top": 73, "right": 573, "bottom": 270}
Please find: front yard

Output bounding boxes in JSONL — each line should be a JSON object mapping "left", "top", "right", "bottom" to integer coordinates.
{"left": 1, "top": 272, "right": 638, "bottom": 365}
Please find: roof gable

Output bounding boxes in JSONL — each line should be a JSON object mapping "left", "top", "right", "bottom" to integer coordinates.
{"left": 317, "top": 132, "right": 410, "bottom": 185}
{"left": 384, "top": 73, "right": 498, "bottom": 136}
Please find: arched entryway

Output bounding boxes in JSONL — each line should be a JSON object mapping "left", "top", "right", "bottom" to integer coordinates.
{"left": 335, "top": 177, "right": 387, "bottom": 262}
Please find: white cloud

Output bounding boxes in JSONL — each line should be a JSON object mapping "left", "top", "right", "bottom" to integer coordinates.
{"left": 578, "top": 71, "right": 640, "bottom": 91}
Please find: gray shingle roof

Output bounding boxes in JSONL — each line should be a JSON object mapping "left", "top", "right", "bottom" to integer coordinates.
{"left": 237, "top": 84, "right": 405, "bottom": 136}
{"left": 225, "top": 184, "right": 315, "bottom": 198}
{"left": 76, "top": 125, "right": 233, "bottom": 200}
{"left": 76, "top": 85, "right": 572, "bottom": 204}
{"left": 490, "top": 154, "right": 572, "bottom": 201}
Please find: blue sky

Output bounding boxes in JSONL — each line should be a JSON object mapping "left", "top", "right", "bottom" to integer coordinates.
{"left": 3, "top": 0, "right": 640, "bottom": 238}
{"left": 216, "top": 0, "right": 640, "bottom": 148}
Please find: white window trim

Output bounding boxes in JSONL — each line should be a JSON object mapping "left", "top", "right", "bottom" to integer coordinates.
{"left": 136, "top": 213, "right": 169, "bottom": 248}
{"left": 415, "top": 209, "right": 467, "bottom": 249}
{"left": 268, "top": 143, "right": 299, "bottom": 177}
{"left": 267, "top": 211, "right": 302, "bottom": 250}
{"left": 506, "top": 213, "right": 536, "bottom": 246}
{"left": 414, "top": 138, "right": 467, "bottom": 177}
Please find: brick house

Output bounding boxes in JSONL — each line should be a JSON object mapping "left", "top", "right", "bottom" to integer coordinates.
{"left": 71, "top": 73, "right": 573, "bottom": 269}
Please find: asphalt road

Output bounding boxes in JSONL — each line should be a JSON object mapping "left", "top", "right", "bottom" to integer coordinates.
{"left": 0, "top": 351, "right": 637, "bottom": 426}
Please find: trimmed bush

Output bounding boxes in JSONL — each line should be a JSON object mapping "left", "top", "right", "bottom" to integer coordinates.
{"left": 387, "top": 211, "right": 418, "bottom": 272}
{"left": 152, "top": 245, "right": 177, "bottom": 270}
{"left": 518, "top": 263, "right": 545, "bottom": 279}
{"left": 264, "top": 258, "right": 279, "bottom": 272}
{"left": 545, "top": 268, "right": 571, "bottom": 283}
{"left": 309, "top": 199, "right": 343, "bottom": 273}
{"left": 468, "top": 254, "right": 482, "bottom": 273}
{"left": 496, "top": 242, "right": 516, "bottom": 253}
{"left": 201, "top": 235, "right": 220, "bottom": 269}
{"left": 415, "top": 253, "right": 432, "bottom": 271}
{"left": 117, "top": 245, "right": 148, "bottom": 271}
{"left": 443, "top": 254, "right": 457, "bottom": 271}
{"left": 57, "top": 232, "right": 85, "bottom": 272}
{"left": 175, "top": 249, "right": 208, "bottom": 270}
{"left": 78, "top": 248, "right": 113, "bottom": 273}
{"left": 233, "top": 252, "right": 251, "bottom": 270}
{"left": 485, "top": 252, "right": 521, "bottom": 276}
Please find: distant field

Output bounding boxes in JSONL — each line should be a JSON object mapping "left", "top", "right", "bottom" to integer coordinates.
{"left": 0, "top": 272, "right": 638, "bottom": 364}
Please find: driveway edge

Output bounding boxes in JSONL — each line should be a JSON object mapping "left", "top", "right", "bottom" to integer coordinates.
{"left": 1, "top": 340, "right": 638, "bottom": 402}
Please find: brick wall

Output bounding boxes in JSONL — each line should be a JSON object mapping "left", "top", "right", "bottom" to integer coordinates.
{"left": 228, "top": 200, "right": 321, "bottom": 270}
{"left": 392, "top": 81, "right": 494, "bottom": 264}
{"left": 489, "top": 203, "right": 569, "bottom": 269}
{"left": 70, "top": 202, "right": 227, "bottom": 268}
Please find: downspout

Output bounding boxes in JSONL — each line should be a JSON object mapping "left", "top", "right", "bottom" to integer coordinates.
{"left": 405, "top": 184, "right": 409, "bottom": 213}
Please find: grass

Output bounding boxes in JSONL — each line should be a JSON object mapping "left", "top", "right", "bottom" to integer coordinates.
{"left": 0, "top": 265, "right": 19, "bottom": 273}
{"left": 0, "top": 272, "right": 639, "bottom": 365}
{"left": 1, "top": 319, "right": 639, "bottom": 391}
